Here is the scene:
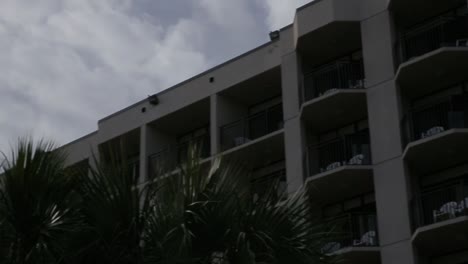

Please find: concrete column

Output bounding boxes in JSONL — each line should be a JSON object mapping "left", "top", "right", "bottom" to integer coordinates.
{"left": 284, "top": 117, "right": 306, "bottom": 194}
{"left": 361, "top": 10, "right": 415, "bottom": 264}
{"left": 210, "top": 95, "right": 219, "bottom": 155}
{"left": 281, "top": 52, "right": 301, "bottom": 120}
{"left": 281, "top": 52, "right": 306, "bottom": 194}
{"left": 139, "top": 125, "right": 148, "bottom": 184}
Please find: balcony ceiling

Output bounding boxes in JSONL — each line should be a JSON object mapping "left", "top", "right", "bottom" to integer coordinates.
{"left": 391, "top": 0, "right": 465, "bottom": 27}
{"left": 220, "top": 67, "right": 282, "bottom": 106}
{"left": 149, "top": 98, "right": 210, "bottom": 135}
{"left": 396, "top": 48, "right": 468, "bottom": 99}
{"left": 298, "top": 22, "right": 362, "bottom": 68}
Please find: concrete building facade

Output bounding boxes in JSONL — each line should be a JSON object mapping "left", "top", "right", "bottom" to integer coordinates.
{"left": 60, "top": 0, "right": 468, "bottom": 263}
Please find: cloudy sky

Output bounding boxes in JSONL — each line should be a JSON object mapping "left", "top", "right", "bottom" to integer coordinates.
{"left": 0, "top": 0, "right": 311, "bottom": 151}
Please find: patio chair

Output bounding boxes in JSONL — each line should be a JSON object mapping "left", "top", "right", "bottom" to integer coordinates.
{"left": 353, "top": 231, "right": 377, "bottom": 246}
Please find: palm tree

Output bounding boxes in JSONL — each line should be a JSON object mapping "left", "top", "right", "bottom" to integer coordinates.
{"left": 0, "top": 139, "right": 81, "bottom": 264}
{"left": 0, "top": 140, "right": 329, "bottom": 263}
{"left": 143, "top": 148, "right": 329, "bottom": 263}
{"left": 69, "top": 149, "right": 155, "bottom": 264}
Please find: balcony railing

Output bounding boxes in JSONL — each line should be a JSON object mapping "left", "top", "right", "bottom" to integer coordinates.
{"left": 398, "top": 6, "right": 468, "bottom": 62}
{"left": 251, "top": 169, "right": 287, "bottom": 199}
{"left": 127, "top": 157, "right": 140, "bottom": 179}
{"left": 321, "top": 213, "right": 379, "bottom": 254}
{"left": 402, "top": 94, "right": 468, "bottom": 145}
{"left": 303, "top": 58, "right": 365, "bottom": 102}
{"left": 307, "top": 131, "right": 372, "bottom": 176}
{"left": 148, "top": 134, "right": 210, "bottom": 175}
{"left": 220, "top": 104, "right": 283, "bottom": 151}
{"left": 413, "top": 180, "right": 468, "bottom": 228}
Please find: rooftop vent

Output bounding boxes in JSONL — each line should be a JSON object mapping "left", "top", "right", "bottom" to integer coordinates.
{"left": 269, "top": 30, "right": 280, "bottom": 41}
{"left": 148, "top": 94, "right": 159, "bottom": 105}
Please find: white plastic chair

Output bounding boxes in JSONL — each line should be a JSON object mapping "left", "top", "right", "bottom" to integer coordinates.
{"left": 233, "top": 137, "right": 250, "bottom": 146}
{"left": 325, "top": 162, "right": 342, "bottom": 171}
{"left": 353, "top": 231, "right": 376, "bottom": 246}
{"left": 456, "top": 38, "right": 468, "bottom": 47}
{"left": 348, "top": 154, "right": 364, "bottom": 165}
{"left": 421, "top": 126, "right": 445, "bottom": 139}
{"left": 433, "top": 201, "right": 459, "bottom": 222}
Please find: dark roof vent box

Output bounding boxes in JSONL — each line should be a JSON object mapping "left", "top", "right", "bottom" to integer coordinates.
{"left": 148, "top": 94, "right": 159, "bottom": 105}
{"left": 269, "top": 30, "right": 280, "bottom": 41}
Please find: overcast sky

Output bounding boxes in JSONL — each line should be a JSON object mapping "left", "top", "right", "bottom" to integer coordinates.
{"left": 0, "top": 0, "right": 311, "bottom": 151}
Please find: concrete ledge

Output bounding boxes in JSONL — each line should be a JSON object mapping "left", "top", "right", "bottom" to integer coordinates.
{"left": 403, "top": 128, "right": 468, "bottom": 174}
{"left": 396, "top": 47, "right": 468, "bottom": 98}
{"left": 412, "top": 216, "right": 468, "bottom": 256}
{"left": 301, "top": 89, "right": 368, "bottom": 133}
{"left": 328, "top": 246, "right": 381, "bottom": 264}
{"left": 306, "top": 165, "right": 374, "bottom": 204}
{"left": 220, "top": 130, "right": 285, "bottom": 168}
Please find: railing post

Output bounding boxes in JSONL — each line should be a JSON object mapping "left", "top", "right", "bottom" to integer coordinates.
{"left": 243, "top": 118, "right": 247, "bottom": 142}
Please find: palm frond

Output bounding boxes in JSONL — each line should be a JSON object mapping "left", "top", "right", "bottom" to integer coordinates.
{"left": 0, "top": 138, "right": 81, "bottom": 264}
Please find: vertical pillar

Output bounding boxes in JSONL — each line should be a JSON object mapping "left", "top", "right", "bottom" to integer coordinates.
{"left": 139, "top": 125, "right": 148, "bottom": 184}
{"left": 281, "top": 51, "right": 306, "bottom": 194}
{"left": 210, "top": 95, "right": 220, "bottom": 156}
{"left": 361, "top": 10, "right": 415, "bottom": 264}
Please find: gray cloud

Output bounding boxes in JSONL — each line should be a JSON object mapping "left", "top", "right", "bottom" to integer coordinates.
{"left": 257, "top": 0, "right": 312, "bottom": 30}
{"left": 0, "top": 0, "right": 311, "bottom": 151}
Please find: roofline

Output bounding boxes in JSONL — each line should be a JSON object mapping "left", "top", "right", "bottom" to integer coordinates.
{"left": 98, "top": 39, "right": 280, "bottom": 124}
{"left": 58, "top": 131, "right": 98, "bottom": 149}
{"left": 97, "top": 0, "right": 317, "bottom": 124}
{"left": 297, "top": 0, "right": 323, "bottom": 12}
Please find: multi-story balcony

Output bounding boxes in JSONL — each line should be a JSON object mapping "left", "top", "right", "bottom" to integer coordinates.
{"left": 402, "top": 93, "right": 468, "bottom": 174}
{"left": 399, "top": 6, "right": 468, "bottom": 63}
{"left": 99, "top": 128, "right": 141, "bottom": 178}
{"left": 412, "top": 179, "right": 468, "bottom": 256}
{"left": 301, "top": 53, "right": 367, "bottom": 133}
{"left": 306, "top": 130, "right": 373, "bottom": 204}
{"left": 303, "top": 57, "right": 365, "bottom": 102}
{"left": 321, "top": 213, "right": 380, "bottom": 264}
{"left": 146, "top": 98, "right": 211, "bottom": 177}
{"left": 251, "top": 168, "right": 286, "bottom": 200}
{"left": 148, "top": 133, "right": 211, "bottom": 176}
{"left": 396, "top": 5, "right": 468, "bottom": 98}
{"left": 220, "top": 104, "right": 283, "bottom": 151}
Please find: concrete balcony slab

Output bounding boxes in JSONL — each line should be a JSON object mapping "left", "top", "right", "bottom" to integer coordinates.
{"left": 403, "top": 129, "right": 468, "bottom": 174}
{"left": 329, "top": 247, "right": 381, "bottom": 264}
{"left": 396, "top": 47, "right": 468, "bottom": 99}
{"left": 306, "top": 165, "right": 374, "bottom": 204}
{"left": 412, "top": 216, "right": 468, "bottom": 256}
{"left": 301, "top": 89, "right": 368, "bottom": 133}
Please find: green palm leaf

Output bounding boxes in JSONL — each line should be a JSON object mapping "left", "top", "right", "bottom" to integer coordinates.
{"left": 0, "top": 139, "right": 81, "bottom": 264}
